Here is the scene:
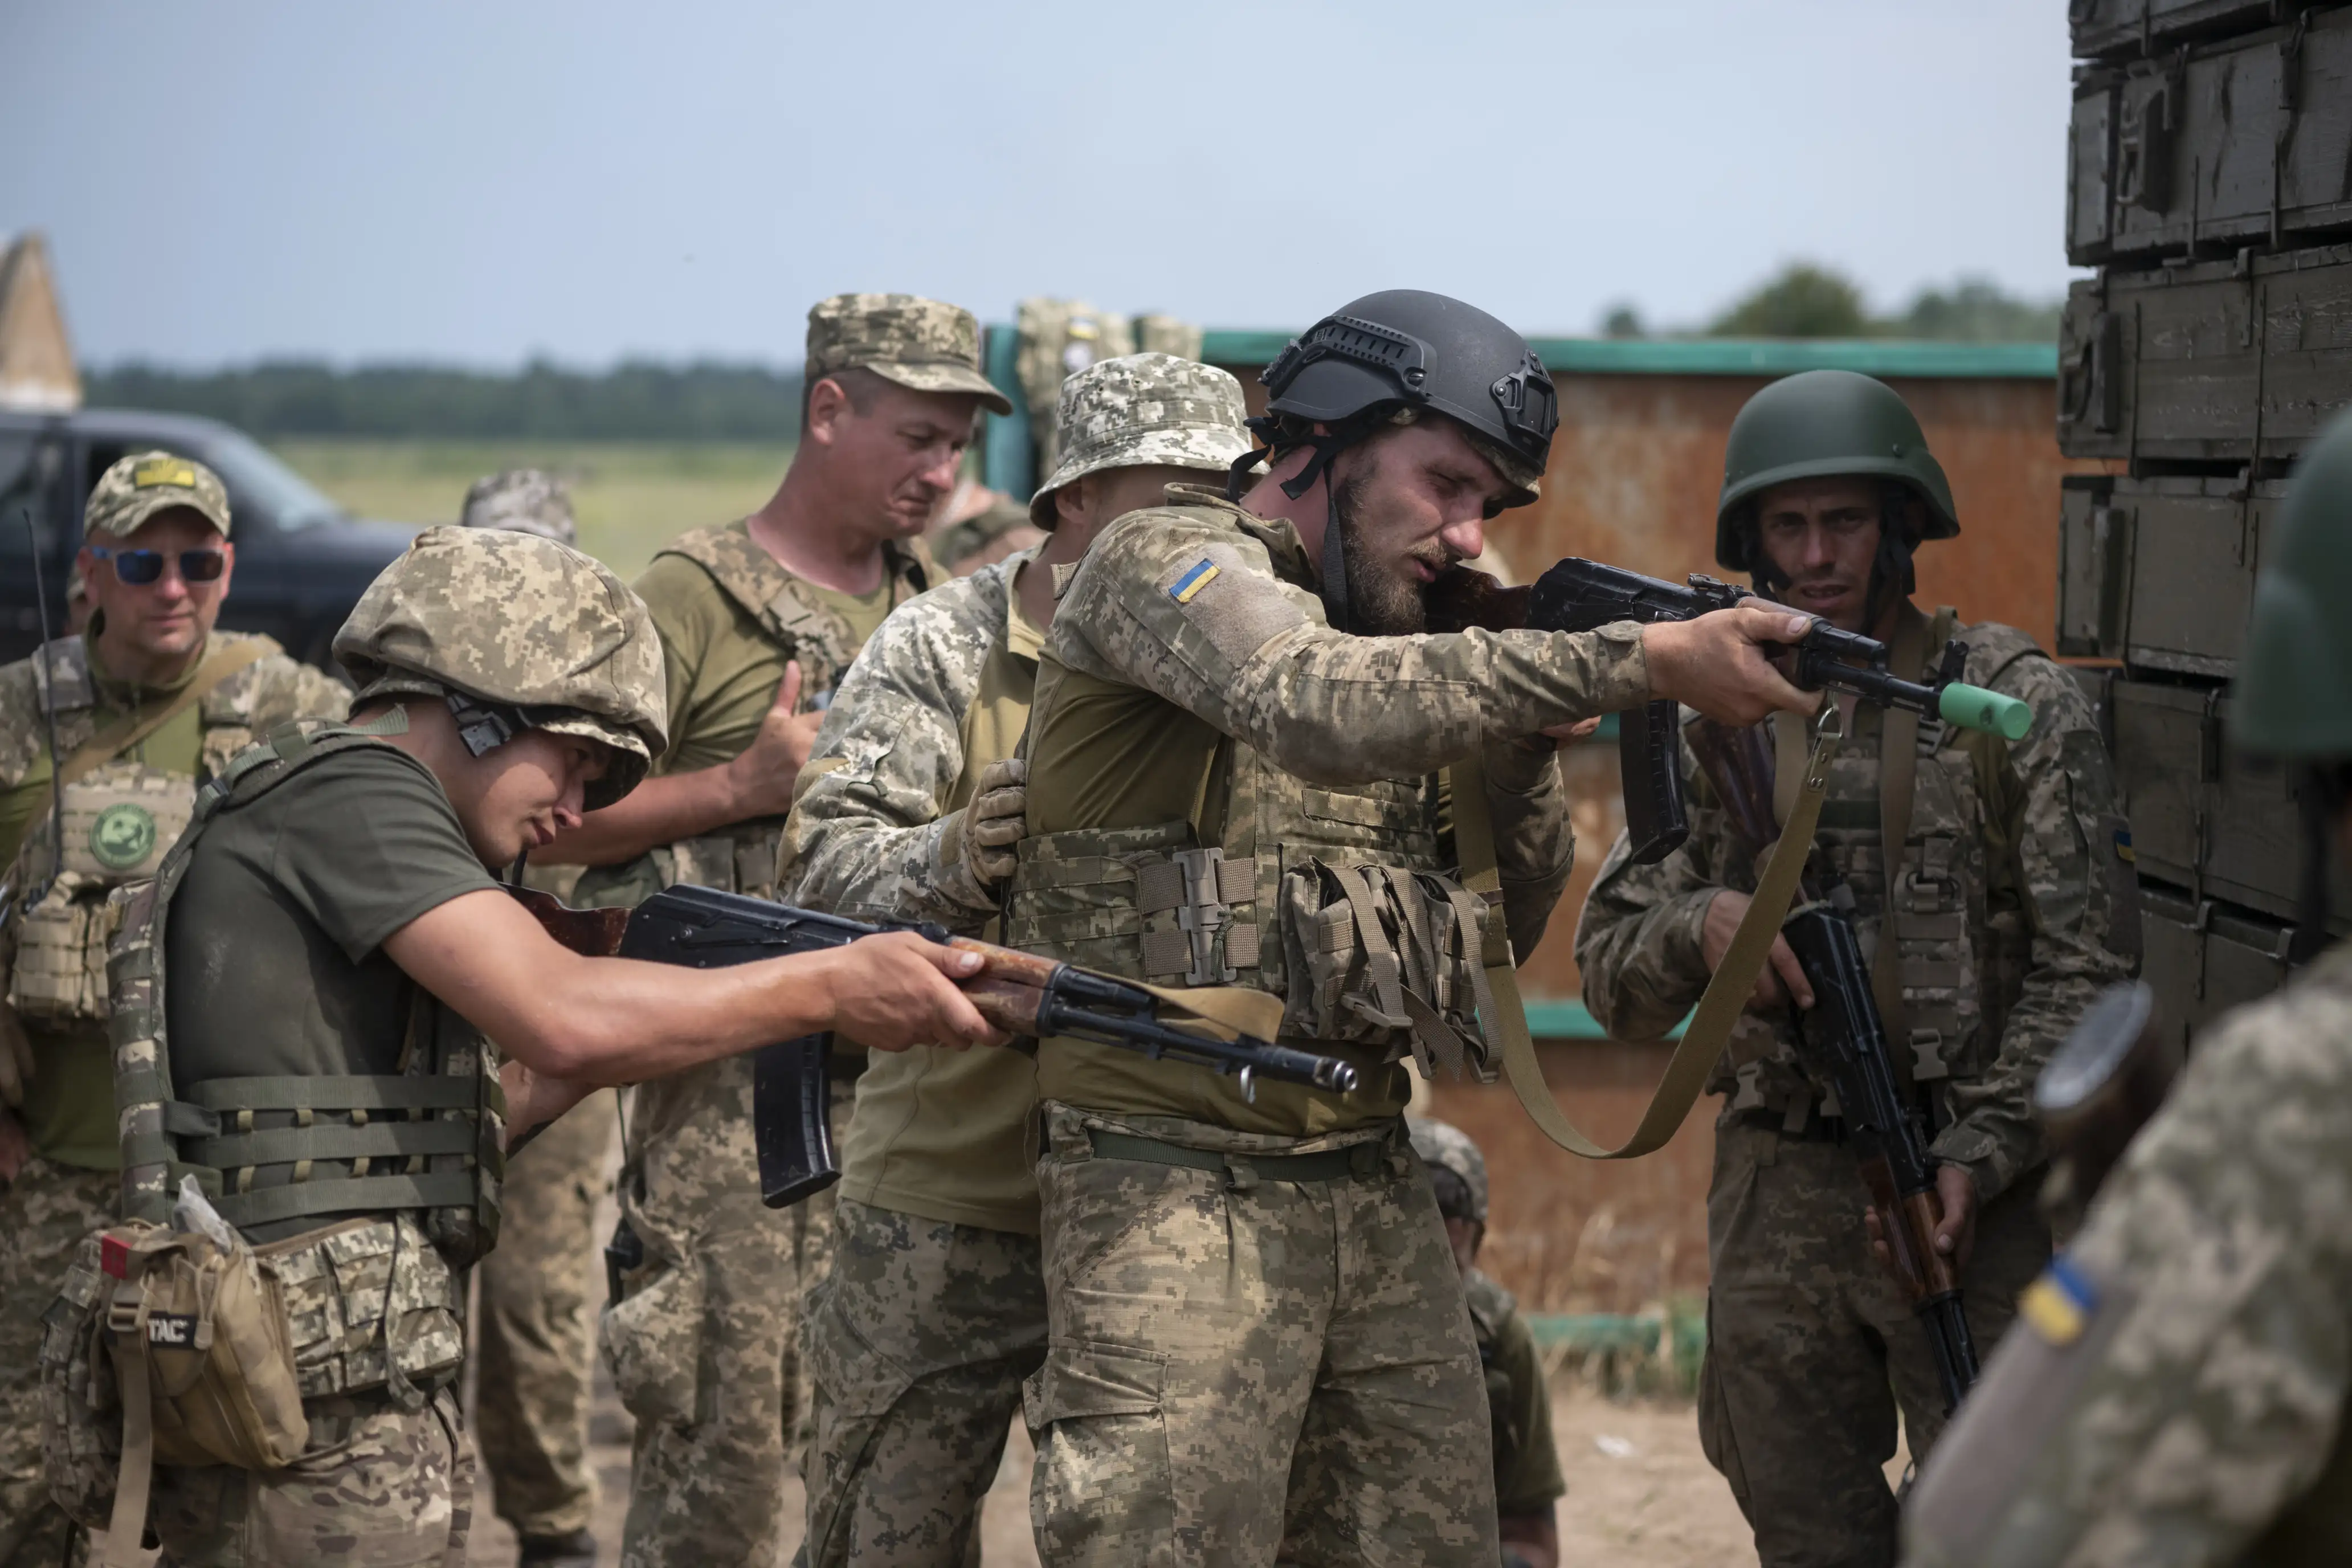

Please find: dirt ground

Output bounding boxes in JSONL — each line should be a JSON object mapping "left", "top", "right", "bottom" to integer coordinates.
{"left": 464, "top": 1366, "right": 1761, "bottom": 1568}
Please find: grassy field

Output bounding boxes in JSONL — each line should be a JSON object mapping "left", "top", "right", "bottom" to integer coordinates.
{"left": 270, "top": 439, "right": 796, "bottom": 581}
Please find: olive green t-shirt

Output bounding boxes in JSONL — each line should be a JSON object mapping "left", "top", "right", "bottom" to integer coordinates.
{"left": 1468, "top": 1268, "right": 1567, "bottom": 1518}
{"left": 166, "top": 744, "right": 500, "bottom": 1237}
{"left": 4, "top": 636, "right": 207, "bottom": 1169}
{"left": 631, "top": 550, "right": 897, "bottom": 777}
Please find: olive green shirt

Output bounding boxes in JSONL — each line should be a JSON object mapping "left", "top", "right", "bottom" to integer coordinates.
{"left": 166, "top": 745, "right": 500, "bottom": 1239}
{"left": 5, "top": 639, "right": 208, "bottom": 1169}
{"left": 1467, "top": 1267, "right": 1566, "bottom": 1519}
{"left": 631, "top": 549, "right": 898, "bottom": 777}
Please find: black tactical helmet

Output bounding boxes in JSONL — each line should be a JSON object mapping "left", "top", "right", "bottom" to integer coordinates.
{"left": 1232, "top": 290, "right": 1557, "bottom": 630}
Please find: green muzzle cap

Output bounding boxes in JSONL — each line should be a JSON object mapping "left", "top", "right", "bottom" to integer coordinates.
{"left": 1939, "top": 683, "right": 2031, "bottom": 741}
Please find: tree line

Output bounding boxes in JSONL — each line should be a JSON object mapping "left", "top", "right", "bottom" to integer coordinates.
{"left": 80, "top": 360, "right": 808, "bottom": 442}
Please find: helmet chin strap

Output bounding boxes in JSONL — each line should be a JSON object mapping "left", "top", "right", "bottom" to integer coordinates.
{"left": 1231, "top": 411, "right": 1386, "bottom": 634}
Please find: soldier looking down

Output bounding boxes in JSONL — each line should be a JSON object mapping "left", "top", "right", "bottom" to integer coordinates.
{"left": 783, "top": 352, "right": 1253, "bottom": 1566}
{"left": 0, "top": 453, "right": 347, "bottom": 1568}
{"left": 1408, "top": 1117, "right": 1565, "bottom": 1568}
{"left": 548, "top": 293, "right": 1009, "bottom": 1568}
{"left": 55, "top": 526, "right": 999, "bottom": 1568}
{"left": 1575, "top": 370, "right": 2137, "bottom": 1568}
{"left": 1006, "top": 288, "right": 1822, "bottom": 1563}
{"left": 1904, "top": 404, "right": 2352, "bottom": 1568}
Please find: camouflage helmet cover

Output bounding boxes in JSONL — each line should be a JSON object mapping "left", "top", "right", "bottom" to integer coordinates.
{"left": 1029, "top": 353, "right": 1253, "bottom": 527}
{"left": 85, "top": 450, "right": 232, "bottom": 539}
{"left": 2240, "top": 407, "right": 2352, "bottom": 756}
{"left": 333, "top": 527, "right": 669, "bottom": 808}
{"left": 461, "top": 468, "right": 577, "bottom": 545}
{"left": 806, "top": 293, "right": 1014, "bottom": 415}
{"left": 1407, "top": 1116, "right": 1488, "bottom": 1225}
{"left": 1714, "top": 369, "right": 1959, "bottom": 572}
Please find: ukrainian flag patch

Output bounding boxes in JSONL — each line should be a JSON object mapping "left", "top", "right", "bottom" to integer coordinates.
{"left": 2114, "top": 827, "right": 2136, "bottom": 863}
{"left": 2019, "top": 1255, "right": 2099, "bottom": 1346}
{"left": 1169, "top": 559, "right": 1219, "bottom": 603}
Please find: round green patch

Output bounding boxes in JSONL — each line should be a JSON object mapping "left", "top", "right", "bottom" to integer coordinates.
{"left": 89, "top": 802, "right": 158, "bottom": 872}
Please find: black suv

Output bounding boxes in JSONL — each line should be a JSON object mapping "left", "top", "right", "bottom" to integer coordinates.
{"left": 0, "top": 408, "right": 415, "bottom": 668}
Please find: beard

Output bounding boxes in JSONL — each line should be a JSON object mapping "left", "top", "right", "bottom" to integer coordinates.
{"left": 1330, "top": 466, "right": 1430, "bottom": 635}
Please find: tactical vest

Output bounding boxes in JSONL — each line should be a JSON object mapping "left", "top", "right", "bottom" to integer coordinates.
{"left": 107, "top": 721, "right": 504, "bottom": 1264}
{"left": 635, "top": 525, "right": 929, "bottom": 900}
{"left": 6, "top": 635, "right": 278, "bottom": 1027}
{"left": 1004, "top": 522, "right": 1506, "bottom": 1081}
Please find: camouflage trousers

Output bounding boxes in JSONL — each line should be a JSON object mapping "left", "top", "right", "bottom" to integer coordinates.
{"left": 797, "top": 1199, "right": 1046, "bottom": 1568}
{"left": 1027, "top": 1102, "right": 1496, "bottom": 1567}
{"left": 150, "top": 1386, "right": 475, "bottom": 1568}
{"left": 608, "top": 1056, "right": 838, "bottom": 1568}
{"left": 0, "top": 1155, "right": 112, "bottom": 1568}
{"left": 475, "top": 1089, "right": 615, "bottom": 1540}
{"left": 1697, "top": 1118, "right": 2051, "bottom": 1568}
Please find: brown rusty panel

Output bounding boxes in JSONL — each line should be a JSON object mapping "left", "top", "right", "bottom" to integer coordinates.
{"left": 1426, "top": 1044, "right": 1718, "bottom": 1313}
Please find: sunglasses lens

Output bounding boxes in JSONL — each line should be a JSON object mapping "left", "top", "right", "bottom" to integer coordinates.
{"left": 111, "top": 550, "right": 164, "bottom": 585}
{"left": 181, "top": 550, "right": 227, "bottom": 583}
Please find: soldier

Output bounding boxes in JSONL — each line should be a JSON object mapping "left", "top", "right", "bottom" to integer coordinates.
{"left": 1901, "top": 406, "right": 2352, "bottom": 1567}
{"left": 546, "top": 294, "right": 1010, "bottom": 1568}
{"left": 1006, "top": 288, "right": 1819, "bottom": 1563}
{"left": 0, "top": 452, "right": 348, "bottom": 1568}
{"left": 1575, "top": 370, "right": 2137, "bottom": 1568}
{"left": 1407, "top": 1118, "right": 1565, "bottom": 1568}
{"left": 455, "top": 469, "right": 613, "bottom": 1568}
{"left": 783, "top": 352, "right": 1253, "bottom": 1566}
{"left": 79, "top": 525, "right": 999, "bottom": 1567}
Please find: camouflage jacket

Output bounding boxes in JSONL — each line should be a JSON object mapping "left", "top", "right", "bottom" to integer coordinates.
{"left": 782, "top": 550, "right": 1029, "bottom": 925}
{"left": 1575, "top": 618, "right": 2135, "bottom": 1203}
{"left": 1904, "top": 944, "right": 2352, "bottom": 1568}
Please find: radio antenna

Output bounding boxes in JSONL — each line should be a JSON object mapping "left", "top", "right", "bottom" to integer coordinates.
{"left": 23, "top": 508, "right": 69, "bottom": 903}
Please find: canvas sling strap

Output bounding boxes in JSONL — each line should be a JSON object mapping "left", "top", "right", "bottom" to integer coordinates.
{"left": 52, "top": 637, "right": 277, "bottom": 790}
{"left": 1452, "top": 704, "right": 1845, "bottom": 1159}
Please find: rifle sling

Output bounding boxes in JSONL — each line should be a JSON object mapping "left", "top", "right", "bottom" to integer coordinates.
{"left": 54, "top": 638, "right": 277, "bottom": 789}
{"left": 1453, "top": 709, "right": 1845, "bottom": 1160}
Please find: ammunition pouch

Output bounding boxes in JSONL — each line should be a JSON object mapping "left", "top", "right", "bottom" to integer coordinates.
{"left": 8, "top": 872, "right": 124, "bottom": 1025}
{"left": 1281, "top": 858, "right": 1503, "bottom": 1080}
{"left": 8, "top": 762, "right": 197, "bottom": 1027}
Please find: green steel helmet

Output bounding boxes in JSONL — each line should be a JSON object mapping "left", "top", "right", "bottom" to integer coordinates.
{"left": 1714, "top": 369, "right": 1959, "bottom": 573}
{"left": 334, "top": 526, "right": 670, "bottom": 809}
{"left": 1407, "top": 1116, "right": 1488, "bottom": 1226}
{"left": 2239, "top": 409, "right": 2352, "bottom": 757}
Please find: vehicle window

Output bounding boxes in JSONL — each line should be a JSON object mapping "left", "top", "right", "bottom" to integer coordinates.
{"left": 189, "top": 428, "right": 348, "bottom": 533}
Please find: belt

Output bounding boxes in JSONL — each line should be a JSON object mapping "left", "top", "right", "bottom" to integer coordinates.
{"left": 1085, "top": 1128, "right": 1385, "bottom": 1184}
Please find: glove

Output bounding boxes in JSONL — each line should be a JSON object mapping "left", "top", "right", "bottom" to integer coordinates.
{"left": 959, "top": 758, "right": 1028, "bottom": 892}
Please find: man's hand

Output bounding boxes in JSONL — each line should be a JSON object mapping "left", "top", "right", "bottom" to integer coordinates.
{"left": 1643, "top": 606, "right": 1822, "bottom": 727}
{"left": 497, "top": 1060, "right": 599, "bottom": 1154}
{"left": 1538, "top": 716, "right": 1605, "bottom": 746}
{"left": 0, "top": 1108, "right": 27, "bottom": 1184}
{"left": 1864, "top": 1162, "right": 1981, "bottom": 1273}
{"left": 725, "top": 661, "right": 828, "bottom": 820}
{"left": 1701, "top": 889, "right": 1814, "bottom": 1012}
{"left": 0, "top": 1004, "right": 32, "bottom": 1109}
{"left": 959, "top": 758, "right": 1027, "bottom": 891}
{"left": 820, "top": 932, "right": 1008, "bottom": 1053}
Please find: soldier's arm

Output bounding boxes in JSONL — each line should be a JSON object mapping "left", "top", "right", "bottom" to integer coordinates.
{"left": 1573, "top": 769, "right": 1734, "bottom": 1043}
{"left": 1053, "top": 514, "right": 1808, "bottom": 787}
{"left": 1904, "top": 994, "right": 2352, "bottom": 1568}
{"left": 782, "top": 580, "right": 998, "bottom": 926}
{"left": 1480, "top": 733, "right": 1575, "bottom": 963}
{"left": 1931, "top": 647, "right": 2134, "bottom": 1202}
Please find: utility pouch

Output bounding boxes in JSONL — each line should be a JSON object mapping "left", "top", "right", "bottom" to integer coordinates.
{"left": 36, "top": 1234, "right": 124, "bottom": 1532}
{"left": 7, "top": 872, "right": 121, "bottom": 1024}
{"left": 1278, "top": 858, "right": 1502, "bottom": 1081}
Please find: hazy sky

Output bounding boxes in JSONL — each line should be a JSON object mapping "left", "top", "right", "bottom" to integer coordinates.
{"left": 7, "top": 2, "right": 2080, "bottom": 368}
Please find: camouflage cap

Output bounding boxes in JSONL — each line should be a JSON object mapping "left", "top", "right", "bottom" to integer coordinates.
{"left": 1029, "top": 353, "right": 1253, "bottom": 527}
{"left": 85, "top": 451, "right": 232, "bottom": 539}
{"left": 1407, "top": 1116, "right": 1489, "bottom": 1225}
{"left": 460, "top": 468, "right": 577, "bottom": 545}
{"left": 333, "top": 526, "right": 668, "bottom": 809}
{"left": 806, "top": 293, "right": 1013, "bottom": 415}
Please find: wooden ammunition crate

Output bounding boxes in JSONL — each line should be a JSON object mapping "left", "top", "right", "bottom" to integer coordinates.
{"left": 2056, "top": 473, "right": 2282, "bottom": 676}
{"left": 2057, "top": 239, "right": 2352, "bottom": 462}
{"left": 2069, "top": 8, "right": 2352, "bottom": 263}
{"left": 2138, "top": 881, "right": 2305, "bottom": 1055}
{"left": 2072, "top": 0, "right": 2322, "bottom": 63}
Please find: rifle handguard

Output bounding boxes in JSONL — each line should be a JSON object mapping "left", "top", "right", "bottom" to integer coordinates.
{"left": 1937, "top": 682, "right": 2032, "bottom": 741}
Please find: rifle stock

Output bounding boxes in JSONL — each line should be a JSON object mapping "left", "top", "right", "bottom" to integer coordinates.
{"left": 2035, "top": 981, "right": 2176, "bottom": 1230}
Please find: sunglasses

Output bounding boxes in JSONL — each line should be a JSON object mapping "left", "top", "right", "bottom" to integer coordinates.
{"left": 90, "top": 547, "right": 227, "bottom": 586}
